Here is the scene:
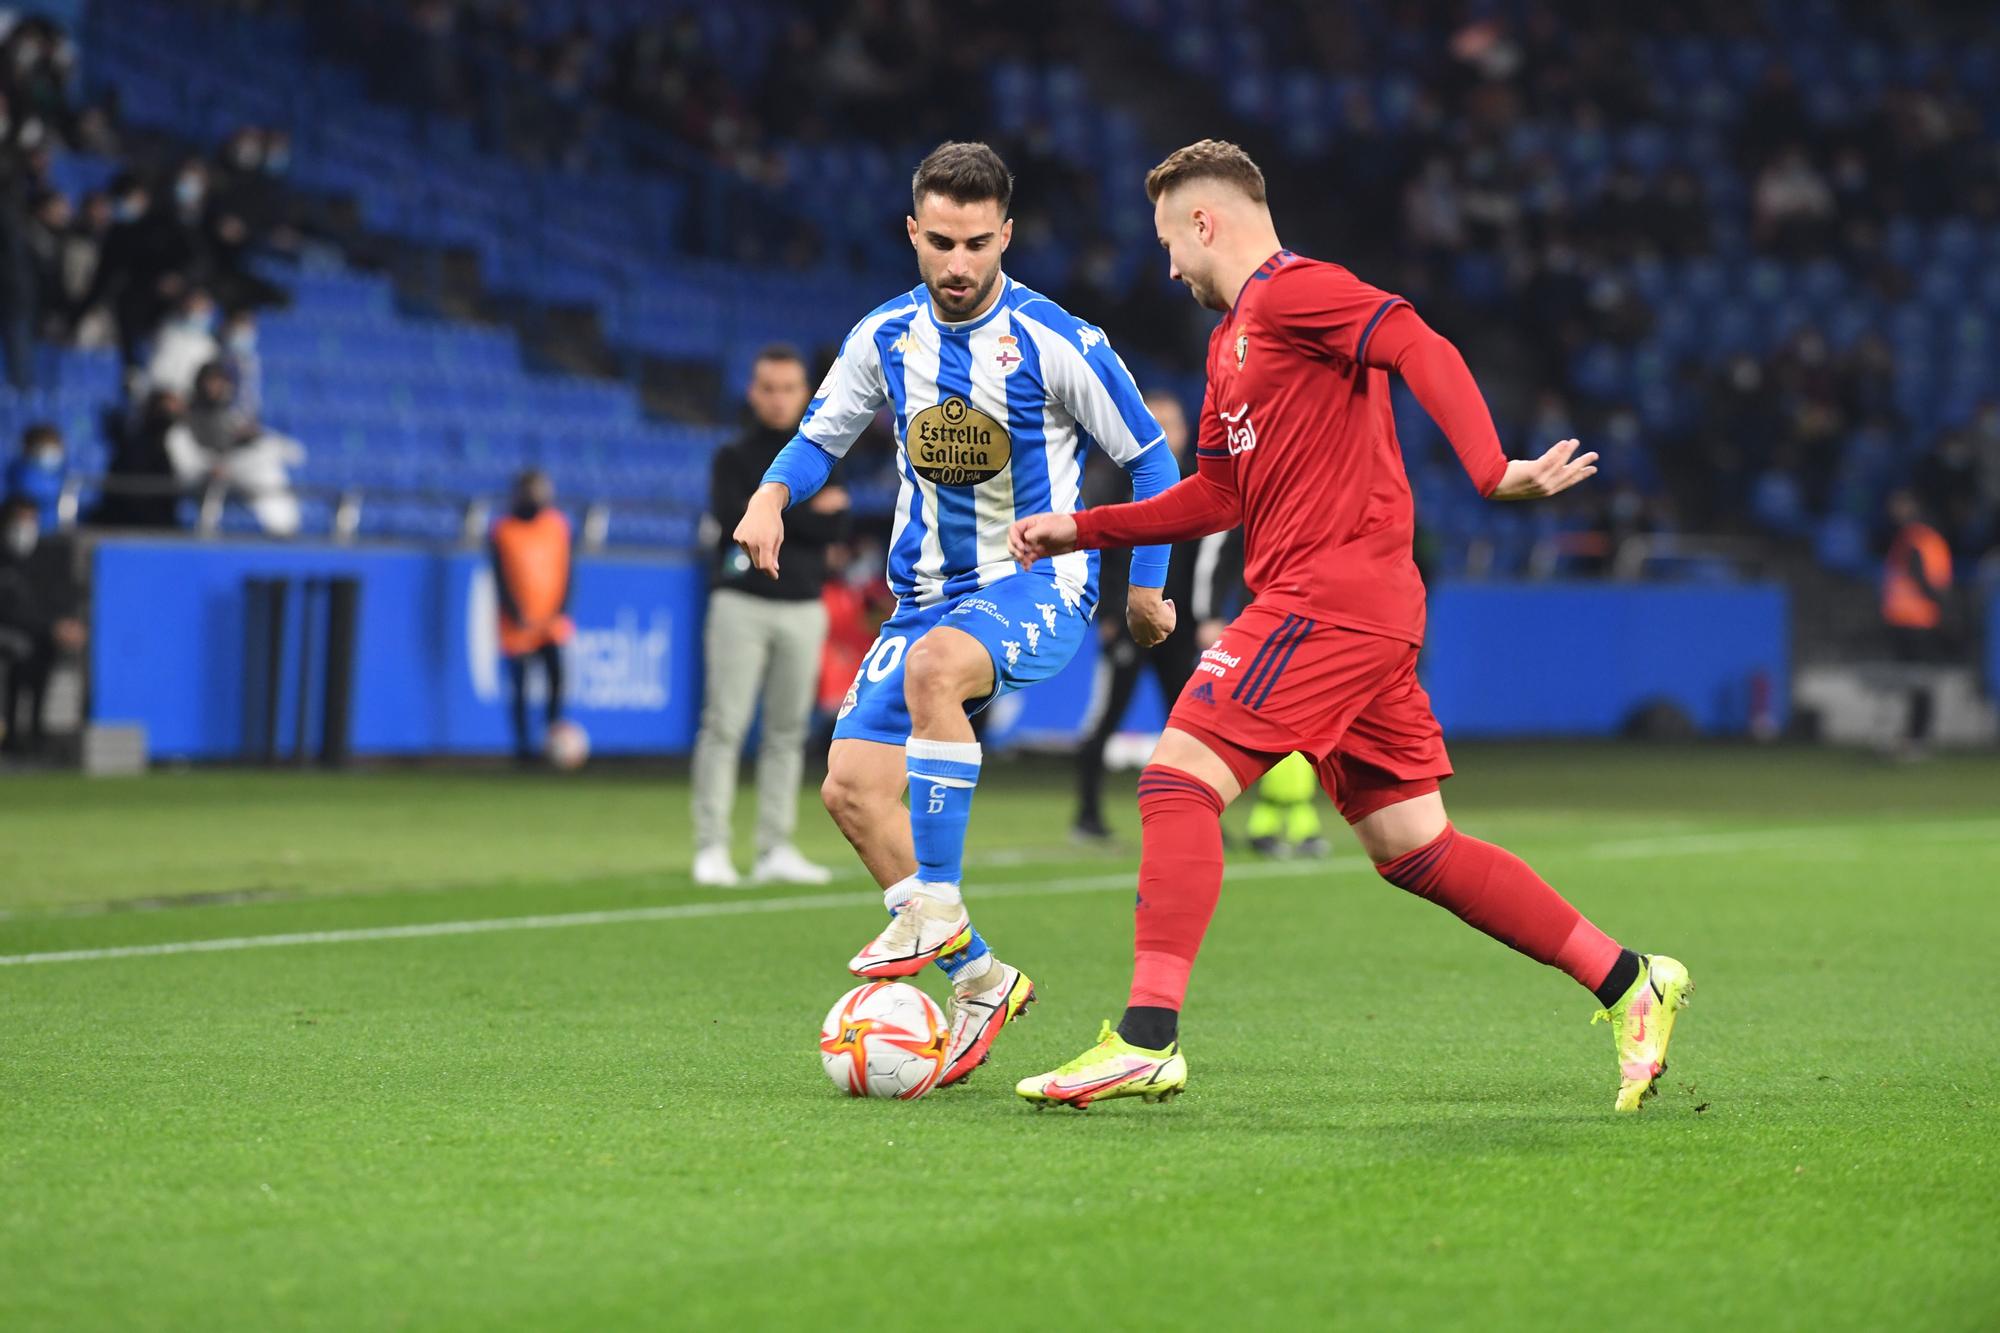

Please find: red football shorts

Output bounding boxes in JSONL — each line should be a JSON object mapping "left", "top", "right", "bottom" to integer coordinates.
{"left": 1165, "top": 603, "right": 1453, "bottom": 823}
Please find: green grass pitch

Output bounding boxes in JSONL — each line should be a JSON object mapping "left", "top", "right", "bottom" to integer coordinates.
{"left": 2, "top": 745, "right": 1997, "bottom": 1329}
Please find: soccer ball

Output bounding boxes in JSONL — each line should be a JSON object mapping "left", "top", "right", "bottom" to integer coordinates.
{"left": 546, "top": 719, "right": 589, "bottom": 770}
{"left": 819, "top": 981, "right": 950, "bottom": 1100}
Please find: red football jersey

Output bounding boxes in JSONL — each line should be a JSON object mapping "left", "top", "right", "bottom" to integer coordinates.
{"left": 1074, "top": 249, "right": 1509, "bottom": 645}
{"left": 1199, "top": 250, "right": 1432, "bottom": 641}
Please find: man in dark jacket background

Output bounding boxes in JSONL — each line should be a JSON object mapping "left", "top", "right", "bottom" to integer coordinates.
{"left": 0, "top": 495, "right": 85, "bottom": 754}
{"left": 692, "top": 345, "right": 851, "bottom": 886}
{"left": 1071, "top": 387, "right": 1239, "bottom": 841}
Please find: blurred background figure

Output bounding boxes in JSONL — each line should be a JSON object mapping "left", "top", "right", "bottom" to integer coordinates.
{"left": 4, "top": 423, "right": 68, "bottom": 530}
{"left": 1245, "top": 753, "right": 1329, "bottom": 859}
{"left": 1072, "top": 387, "right": 1204, "bottom": 842}
{"left": 163, "top": 358, "right": 303, "bottom": 534}
{"left": 692, "top": 345, "right": 848, "bottom": 887}
{"left": 489, "top": 469, "right": 573, "bottom": 764}
{"left": 1880, "top": 489, "right": 1955, "bottom": 757}
{"left": 145, "top": 285, "right": 217, "bottom": 397}
{"left": 0, "top": 494, "right": 84, "bottom": 755}
{"left": 94, "top": 388, "right": 185, "bottom": 529}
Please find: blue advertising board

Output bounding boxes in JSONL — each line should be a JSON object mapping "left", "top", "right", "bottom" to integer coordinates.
{"left": 1988, "top": 589, "right": 2000, "bottom": 702}
{"left": 90, "top": 538, "right": 1792, "bottom": 758}
{"left": 90, "top": 538, "right": 702, "bottom": 759}
{"left": 988, "top": 581, "right": 1790, "bottom": 746}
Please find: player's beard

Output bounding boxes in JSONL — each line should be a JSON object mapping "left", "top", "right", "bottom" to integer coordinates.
{"left": 1184, "top": 267, "right": 1228, "bottom": 312}
{"left": 925, "top": 264, "right": 1002, "bottom": 322}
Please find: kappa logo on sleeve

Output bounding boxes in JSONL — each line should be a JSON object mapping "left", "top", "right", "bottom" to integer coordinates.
{"left": 1076, "top": 326, "right": 1103, "bottom": 353}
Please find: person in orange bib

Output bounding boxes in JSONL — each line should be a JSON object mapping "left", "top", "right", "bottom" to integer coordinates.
{"left": 489, "top": 469, "right": 575, "bottom": 761}
{"left": 1880, "top": 489, "right": 1954, "bottom": 754}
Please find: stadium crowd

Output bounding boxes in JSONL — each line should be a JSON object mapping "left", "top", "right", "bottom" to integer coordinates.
{"left": 0, "top": 0, "right": 1995, "bottom": 589}
{"left": 0, "top": 7, "right": 312, "bottom": 534}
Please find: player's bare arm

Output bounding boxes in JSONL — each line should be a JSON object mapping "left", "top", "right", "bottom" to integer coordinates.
{"left": 734, "top": 480, "right": 791, "bottom": 578}
{"left": 1490, "top": 438, "right": 1598, "bottom": 501}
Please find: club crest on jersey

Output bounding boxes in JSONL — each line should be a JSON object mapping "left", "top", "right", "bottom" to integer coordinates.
{"left": 907, "top": 395, "right": 1012, "bottom": 486}
{"left": 994, "top": 334, "right": 1022, "bottom": 373}
{"left": 1234, "top": 329, "right": 1248, "bottom": 369}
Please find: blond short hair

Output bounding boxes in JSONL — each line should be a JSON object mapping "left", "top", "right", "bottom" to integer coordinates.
{"left": 1144, "top": 139, "right": 1267, "bottom": 205}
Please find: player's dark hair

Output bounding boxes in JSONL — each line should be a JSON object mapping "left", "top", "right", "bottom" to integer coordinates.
{"left": 752, "top": 342, "right": 805, "bottom": 370}
{"left": 911, "top": 142, "right": 1014, "bottom": 215}
{"left": 1145, "top": 139, "right": 1268, "bottom": 205}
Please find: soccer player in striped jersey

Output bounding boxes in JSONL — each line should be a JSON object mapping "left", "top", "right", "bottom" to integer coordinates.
{"left": 734, "top": 142, "right": 1181, "bottom": 1087}
{"left": 1010, "top": 140, "right": 1691, "bottom": 1113}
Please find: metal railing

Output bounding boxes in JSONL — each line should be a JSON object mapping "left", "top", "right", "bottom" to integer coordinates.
{"left": 1516, "top": 531, "right": 1780, "bottom": 581}
{"left": 53, "top": 473, "right": 695, "bottom": 553}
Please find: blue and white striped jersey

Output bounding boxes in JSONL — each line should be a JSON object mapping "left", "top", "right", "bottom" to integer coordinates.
{"left": 763, "top": 275, "right": 1177, "bottom": 608}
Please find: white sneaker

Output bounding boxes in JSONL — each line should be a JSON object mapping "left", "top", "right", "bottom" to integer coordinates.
{"left": 754, "top": 844, "right": 833, "bottom": 885}
{"left": 848, "top": 891, "right": 973, "bottom": 978}
{"left": 938, "top": 961, "right": 1037, "bottom": 1088}
{"left": 692, "top": 845, "right": 741, "bottom": 888}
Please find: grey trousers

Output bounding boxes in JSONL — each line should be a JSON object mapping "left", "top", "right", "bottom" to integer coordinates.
{"left": 691, "top": 588, "right": 829, "bottom": 856}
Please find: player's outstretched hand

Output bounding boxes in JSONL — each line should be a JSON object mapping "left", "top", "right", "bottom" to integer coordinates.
{"left": 733, "top": 485, "right": 789, "bottom": 578}
{"left": 1126, "top": 586, "right": 1177, "bottom": 649}
{"left": 1008, "top": 512, "right": 1079, "bottom": 571}
{"left": 1491, "top": 438, "right": 1598, "bottom": 501}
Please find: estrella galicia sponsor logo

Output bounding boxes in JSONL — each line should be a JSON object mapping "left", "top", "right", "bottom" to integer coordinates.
{"left": 954, "top": 597, "right": 1010, "bottom": 626}
{"left": 907, "top": 396, "right": 1011, "bottom": 486}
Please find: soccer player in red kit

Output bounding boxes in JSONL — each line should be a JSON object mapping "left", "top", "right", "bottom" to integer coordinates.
{"left": 1008, "top": 140, "right": 1692, "bottom": 1113}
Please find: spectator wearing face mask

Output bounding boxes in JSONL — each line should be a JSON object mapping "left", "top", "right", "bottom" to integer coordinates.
{"left": 147, "top": 287, "right": 219, "bottom": 398}
{"left": 164, "top": 360, "right": 304, "bottom": 535}
{"left": 86, "top": 174, "right": 188, "bottom": 366}
{"left": 0, "top": 494, "right": 84, "bottom": 755}
{"left": 488, "top": 469, "right": 573, "bottom": 763}
{"left": 25, "top": 190, "right": 70, "bottom": 341}
{"left": 218, "top": 308, "right": 262, "bottom": 417}
{"left": 56, "top": 189, "right": 115, "bottom": 347}
{"left": 3, "top": 423, "right": 67, "bottom": 530}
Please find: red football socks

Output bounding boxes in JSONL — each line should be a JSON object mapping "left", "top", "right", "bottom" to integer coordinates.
{"left": 1375, "top": 824, "right": 1622, "bottom": 992}
{"left": 1126, "top": 766, "right": 1228, "bottom": 1015}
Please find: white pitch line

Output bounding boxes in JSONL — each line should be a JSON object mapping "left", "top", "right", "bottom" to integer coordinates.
{"left": 0, "top": 860, "right": 1345, "bottom": 969}
{"left": 12, "top": 810, "right": 1995, "bottom": 970}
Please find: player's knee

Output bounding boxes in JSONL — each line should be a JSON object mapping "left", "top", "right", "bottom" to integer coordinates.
{"left": 1352, "top": 789, "right": 1449, "bottom": 864}
{"left": 902, "top": 632, "right": 985, "bottom": 707}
